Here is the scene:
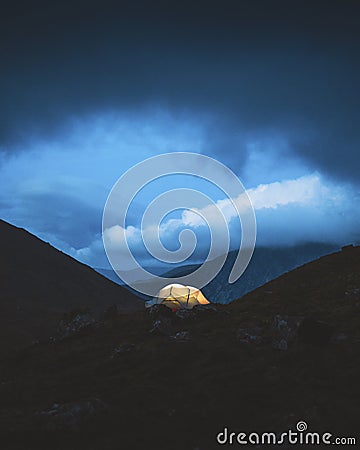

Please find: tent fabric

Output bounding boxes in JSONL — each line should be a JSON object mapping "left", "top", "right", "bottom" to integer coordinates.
{"left": 145, "top": 283, "right": 210, "bottom": 310}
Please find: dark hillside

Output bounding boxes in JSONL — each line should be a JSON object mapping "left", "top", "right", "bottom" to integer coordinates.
{"left": 0, "top": 245, "right": 359, "bottom": 449}
{"left": 0, "top": 220, "right": 142, "bottom": 353}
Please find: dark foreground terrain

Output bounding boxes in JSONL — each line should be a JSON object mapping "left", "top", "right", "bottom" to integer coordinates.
{"left": 0, "top": 231, "right": 359, "bottom": 448}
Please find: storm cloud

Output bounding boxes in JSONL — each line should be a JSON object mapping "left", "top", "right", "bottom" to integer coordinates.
{"left": 1, "top": 0, "right": 359, "bottom": 179}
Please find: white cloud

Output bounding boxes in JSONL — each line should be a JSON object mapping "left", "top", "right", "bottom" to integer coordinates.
{"left": 88, "top": 173, "right": 359, "bottom": 269}
{"left": 179, "top": 173, "right": 335, "bottom": 228}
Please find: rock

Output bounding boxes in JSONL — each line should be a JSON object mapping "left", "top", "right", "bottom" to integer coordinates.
{"left": 175, "top": 309, "right": 192, "bottom": 319}
{"left": 271, "top": 314, "right": 302, "bottom": 350}
{"left": 175, "top": 304, "right": 219, "bottom": 319}
{"left": 36, "top": 398, "right": 108, "bottom": 431}
{"left": 149, "top": 317, "right": 173, "bottom": 336}
{"left": 273, "top": 314, "right": 302, "bottom": 337}
{"left": 273, "top": 315, "right": 288, "bottom": 333}
{"left": 57, "top": 312, "right": 97, "bottom": 340}
{"left": 272, "top": 338, "right": 288, "bottom": 351}
{"left": 147, "top": 303, "right": 218, "bottom": 321}
{"left": 170, "top": 331, "right": 190, "bottom": 341}
{"left": 147, "top": 304, "right": 174, "bottom": 318}
{"left": 345, "top": 288, "right": 360, "bottom": 300}
{"left": 297, "top": 318, "right": 334, "bottom": 345}
{"left": 193, "top": 304, "right": 218, "bottom": 313}
{"left": 236, "top": 327, "right": 263, "bottom": 344}
{"left": 111, "top": 343, "right": 137, "bottom": 358}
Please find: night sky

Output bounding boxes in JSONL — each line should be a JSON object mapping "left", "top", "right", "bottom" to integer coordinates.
{"left": 1, "top": 0, "right": 359, "bottom": 269}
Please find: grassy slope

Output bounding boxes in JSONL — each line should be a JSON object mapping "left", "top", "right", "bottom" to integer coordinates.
{"left": 0, "top": 219, "right": 143, "bottom": 354}
{"left": 0, "top": 246, "right": 359, "bottom": 449}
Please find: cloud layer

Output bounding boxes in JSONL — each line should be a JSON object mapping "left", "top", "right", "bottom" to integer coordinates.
{"left": 1, "top": 1, "right": 360, "bottom": 181}
{"left": 0, "top": 110, "right": 358, "bottom": 270}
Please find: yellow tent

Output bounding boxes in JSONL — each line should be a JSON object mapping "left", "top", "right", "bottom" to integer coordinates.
{"left": 146, "top": 283, "right": 210, "bottom": 310}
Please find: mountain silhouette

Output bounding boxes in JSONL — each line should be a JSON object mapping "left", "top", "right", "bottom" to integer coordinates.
{"left": 162, "top": 243, "right": 340, "bottom": 303}
{"left": 0, "top": 219, "right": 142, "bottom": 353}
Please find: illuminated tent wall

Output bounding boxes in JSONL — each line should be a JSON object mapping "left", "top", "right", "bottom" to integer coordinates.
{"left": 145, "top": 283, "right": 210, "bottom": 310}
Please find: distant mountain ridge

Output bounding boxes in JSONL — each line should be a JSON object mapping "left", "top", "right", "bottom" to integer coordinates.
{"left": 97, "top": 243, "right": 340, "bottom": 303}
{"left": 186, "top": 243, "right": 340, "bottom": 303}
{"left": 173, "top": 243, "right": 339, "bottom": 304}
{"left": 94, "top": 265, "right": 171, "bottom": 285}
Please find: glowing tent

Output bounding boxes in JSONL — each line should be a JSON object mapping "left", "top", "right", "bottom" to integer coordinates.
{"left": 145, "top": 283, "right": 210, "bottom": 310}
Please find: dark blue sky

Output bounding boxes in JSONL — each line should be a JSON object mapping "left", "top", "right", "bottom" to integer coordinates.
{"left": 0, "top": 0, "right": 359, "bottom": 268}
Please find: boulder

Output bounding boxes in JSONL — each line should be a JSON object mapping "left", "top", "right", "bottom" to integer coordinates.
{"left": 271, "top": 314, "right": 302, "bottom": 350}
{"left": 57, "top": 312, "right": 97, "bottom": 340}
{"left": 236, "top": 327, "right": 263, "bottom": 344}
{"left": 149, "top": 317, "right": 173, "bottom": 336}
{"left": 170, "top": 331, "right": 190, "bottom": 341}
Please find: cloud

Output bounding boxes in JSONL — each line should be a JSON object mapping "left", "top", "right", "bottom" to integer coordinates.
{"left": 0, "top": 1, "right": 359, "bottom": 184}
{"left": 180, "top": 174, "right": 337, "bottom": 226}
{"left": 0, "top": 111, "right": 208, "bottom": 257}
{"left": 0, "top": 190, "right": 101, "bottom": 249}
{"left": 75, "top": 173, "right": 359, "bottom": 270}
{"left": 182, "top": 174, "right": 359, "bottom": 246}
